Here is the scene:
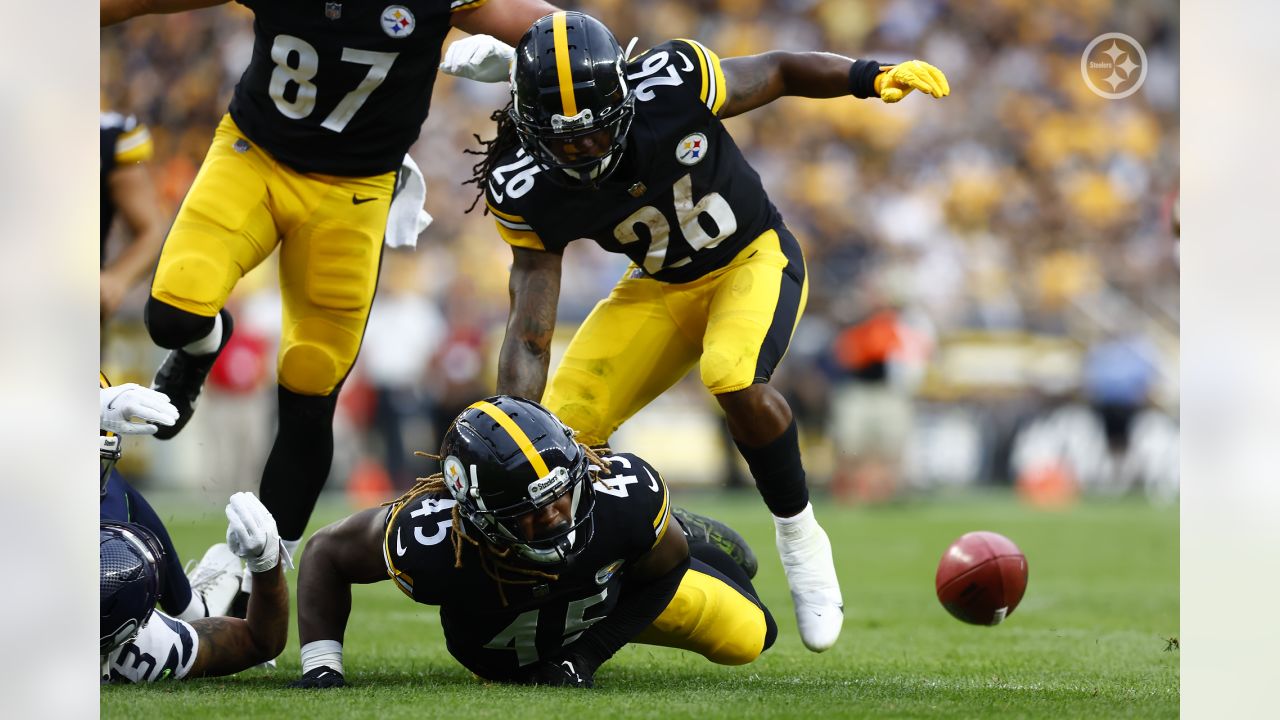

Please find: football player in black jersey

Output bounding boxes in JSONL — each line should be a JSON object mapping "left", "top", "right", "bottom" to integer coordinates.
{"left": 100, "top": 112, "right": 165, "bottom": 325}
{"left": 100, "top": 0, "right": 559, "bottom": 561}
{"left": 471, "top": 12, "right": 949, "bottom": 653}
{"left": 292, "top": 396, "right": 775, "bottom": 688}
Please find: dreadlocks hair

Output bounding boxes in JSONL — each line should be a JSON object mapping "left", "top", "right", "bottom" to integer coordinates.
{"left": 462, "top": 100, "right": 520, "bottom": 214}
{"left": 383, "top": 443, "right": 617, "bottom": 607}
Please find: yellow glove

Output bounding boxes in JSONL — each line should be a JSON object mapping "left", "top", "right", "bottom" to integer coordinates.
{"left": 874, "top": 60, "right": 950, "bottom": 103}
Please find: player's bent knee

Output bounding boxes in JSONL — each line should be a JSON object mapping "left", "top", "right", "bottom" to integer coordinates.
{"left": 278, "top": 319, "right": 361, "bottom": 395}
{"left": 151, "top": 230, "right": 235, "bottom": 317}
{"left": 642, "top": 570, "right": 769, "bottom": 665}
{"left": 145, "top": 297, "right": 217, "bottom": 349}
{"left": 701, "top": 350, "right": 753, "bottom": 395}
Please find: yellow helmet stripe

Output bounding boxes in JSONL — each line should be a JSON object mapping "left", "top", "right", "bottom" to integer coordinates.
{"left": 552, "top": 12, "right": 579, "bottom": 117}
{"left": 468, "top": 400, "right": 551, "bottom": 479}
{"left": 99, "top": 371, "right": 111, "bottom": 389}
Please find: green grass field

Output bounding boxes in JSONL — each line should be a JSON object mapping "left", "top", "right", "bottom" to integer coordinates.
{"left": 102, "top": 492, "right": 1178, "bottom": 718}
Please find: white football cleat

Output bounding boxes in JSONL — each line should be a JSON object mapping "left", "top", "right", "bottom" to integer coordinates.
{"left": 775, "top": 504, "right": 844, "bottom": 652}
{"left": 186, "top": 542, "right": 244, "bottom": 618}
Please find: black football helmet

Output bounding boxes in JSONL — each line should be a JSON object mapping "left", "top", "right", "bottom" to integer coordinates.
{"left": 440, "top": 396, "right": 595, "bottom": 566}
{"left": 100, "top": 520, "right": 166, "bottom": 654}
{"left": 510, "top": 11, "right": 635, "bottom": 188}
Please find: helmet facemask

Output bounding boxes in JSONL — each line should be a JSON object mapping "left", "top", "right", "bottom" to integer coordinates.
{"left": 511, "top": 89, "right": 635, "bottom": 189}
{"left": 444, "top": 436, "right": 596, "bottom": 567}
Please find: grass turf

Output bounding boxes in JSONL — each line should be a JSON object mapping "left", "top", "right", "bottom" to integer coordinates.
{"left": 102, "top": 491, "right": 1178, "bottom": 718}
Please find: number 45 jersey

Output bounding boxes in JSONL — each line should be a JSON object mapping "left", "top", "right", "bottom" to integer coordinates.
{"left": 381, "top": 453, "right": 672, "bottom": 682}
{"left": 229, "top": 0, "right": 488, "bottom": 176}
{"left": 485, "top": 39, "right": 781, "bottom": 284}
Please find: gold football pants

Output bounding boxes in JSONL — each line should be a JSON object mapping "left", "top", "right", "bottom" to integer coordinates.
{"left": 634, "top": 558, "right": 772, "bottom": 665}
{"left": 544, "top": 226, "right": 808, "bottom": 446}
{"left": 150, "top": 115, "right": 394, "bottom": 396}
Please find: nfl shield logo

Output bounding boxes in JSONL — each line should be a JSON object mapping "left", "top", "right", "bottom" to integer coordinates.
{"left": 324, "top": 2, "right": 342, "bottom": 19}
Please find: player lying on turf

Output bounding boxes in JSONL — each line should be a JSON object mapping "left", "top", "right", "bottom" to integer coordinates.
{"left": 292, "top": 396, "right": 774, "bottom": 689}
{"left": 100, "top": 375, "right": 243, "bottom": 621}
{"left": 101, "top": 492, "right": 290, "bottom": 682}
{"left": 457, "top": 11, "right": 948, "bottom": 653}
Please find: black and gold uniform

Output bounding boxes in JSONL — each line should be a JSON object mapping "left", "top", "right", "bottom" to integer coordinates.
{"left": 382, "top": 452, "right": 773, "bottom": 680}
{"left": 486, "top": 38, "right": 808, "bottom": 444}
{"left": 229, "top": 0, "right": 485, "bottom": 176}
{"left": 99, "top": 112, "right": 153, "bottom": 256}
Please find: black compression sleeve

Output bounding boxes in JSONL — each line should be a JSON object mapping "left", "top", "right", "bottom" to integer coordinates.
{"left": 564, "top": 554, "right": 691, "bottom": 671}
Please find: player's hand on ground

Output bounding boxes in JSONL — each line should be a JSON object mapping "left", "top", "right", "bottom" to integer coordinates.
{"left": 440, "top": 34, "right": 514, "bottom": 83}
{"left": 289, "top": 666, "right": 345, "bottom": 689}
{"left": 522, "top": 657, "right": 594, "bottom": 688}
{"left": 226, "top": 492, "right": 282, "bottom": 573}
{"left": 875, "top": 60, "right": 950, "bottom": 102}
{"left": 100, "top": 384, "right": 179, "bottom": 435}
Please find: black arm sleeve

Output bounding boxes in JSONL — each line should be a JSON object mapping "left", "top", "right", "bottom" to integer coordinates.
{"left": 563, "top": 554, "right": 691, "bottom": 671}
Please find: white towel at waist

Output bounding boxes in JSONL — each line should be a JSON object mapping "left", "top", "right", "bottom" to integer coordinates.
{"left": 385, "top": 153, "right": 432, "bottom": 248}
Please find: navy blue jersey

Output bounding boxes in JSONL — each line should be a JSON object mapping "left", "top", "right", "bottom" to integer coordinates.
{"left": 486, "top": 39, "right": 780, "bottom": 284}
{"left": 229, "top": 0, "right": 487, "bottom": 176}
{"left": 382, "top": 453, "right": 671, "bottom": 680}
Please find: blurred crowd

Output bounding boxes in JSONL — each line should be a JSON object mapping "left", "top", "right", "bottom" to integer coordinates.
{"left": 101, "top": 0, "right": 1179, "bottom": 504}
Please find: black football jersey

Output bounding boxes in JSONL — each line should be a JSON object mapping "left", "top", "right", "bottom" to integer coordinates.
{"left": 485, "top": 39, "right": 781, "bottom": 285}
{"left": 99, "top": 112, "right": 153, "bottom": 259}
{"left": 382, "top": 453, "right": 672, "bottom": 681}
{"left": 228, "top": 0, "right": 487, "bottom": 176}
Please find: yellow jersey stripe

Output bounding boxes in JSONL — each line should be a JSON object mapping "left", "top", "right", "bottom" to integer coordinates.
{"left": 680, "top": 39, "right": 711, "bottom": 106}
{"left": 494, "top": 222, "right": 547, "bottom": 251}
{"left": 99, "top": 372, "right": 111, "bottom": 389}
{"left": 486, "top": 203, "right": 527, "bottom": 223}
{"left": 382, "top": 502, "right": 414, "bottom": 588}
{"left": 707, "top": 46, "right": 728, "bottom": 115}
{"left": 468, "top": 400, "right": 551, "bottom": 479}
{"left": 552, "top": 12, "right": 578, "bottom": 117}
{"left": 114, "top": 126, "right": 153, "bottom": 164}
{"left": 653, "top": 481, "right": 670, "bottom": 531}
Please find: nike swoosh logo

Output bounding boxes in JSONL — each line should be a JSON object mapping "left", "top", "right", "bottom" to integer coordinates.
{"left": 644, "top": 467, "right": 659, "bottom": 492}
{"left": 396, "top": 528, "right": 407, "bottom": 556}
{"left": 487, "top": 181, "right": 504, "bottom": 203}
{"left": 352, "top": 195, "right": 377, "bottom": 205}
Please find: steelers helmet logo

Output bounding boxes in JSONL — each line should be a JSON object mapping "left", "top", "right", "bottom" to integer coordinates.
{"left": 676, "top": 132, "right": 708, "bottom": 166}
{"left": 443, "top": 455, "right": 469, "bottom": 500}
{"left": 381, "top": 5, "right": 416, "bottom": 38}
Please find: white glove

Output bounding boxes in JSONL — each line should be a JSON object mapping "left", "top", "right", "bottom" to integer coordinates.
{"left": 226, "top": 492, "right": 282, "bottom": 574}
{"left": 100, "top": 384, "right": 179, "bottom": 435}
{"left": 440, "top": 34, "right": 515, "bottom": 83}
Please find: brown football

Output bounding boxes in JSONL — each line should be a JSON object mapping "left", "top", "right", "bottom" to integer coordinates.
{"left": 935, "top": 531, "right": 1028, "bottom": 625}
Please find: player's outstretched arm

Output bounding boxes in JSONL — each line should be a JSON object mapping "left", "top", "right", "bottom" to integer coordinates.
{"left": 187, "top": 493, "right": 290, "bottom": 678}
{"left": 452, "top": 0, "right": 560, "bottom": 47}
{"left": 292, "top": 507, "right": 389, "bottom": 688}
{"left": 496, "top": 246, "right": 563, "bottom": 402}
{"left": 717, "top": 52, "right": 949, "bottom": 119}
{"left": 101, "top": 0, "right": 229, "bottom": 27}
{"left": 102, "top": 163, "right": 165, "bottom": 321}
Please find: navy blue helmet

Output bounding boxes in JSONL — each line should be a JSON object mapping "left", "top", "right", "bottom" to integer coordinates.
{"left": 510, "top": 11, "right": 635, "bottom": 188}
{"left": 440, "top": 396, "right": 595, "bottom": 566}
{"left": 100, "top": 521, "right": 165, "bottom": 653}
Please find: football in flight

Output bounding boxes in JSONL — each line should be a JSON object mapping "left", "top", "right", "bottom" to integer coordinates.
{"left": 935, "top": 531, "right": 1028, "bottom": 626}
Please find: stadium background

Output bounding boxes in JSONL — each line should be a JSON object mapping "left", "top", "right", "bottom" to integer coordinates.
{"left": 100, "top": 0, "right": 1179, "bottom": 505}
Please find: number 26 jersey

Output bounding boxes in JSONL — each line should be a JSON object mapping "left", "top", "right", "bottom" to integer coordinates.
{"left": 229, "top": 0, "right": 488, "bottom": 176}
{"left": 485, "top": 39, "right": 781, "bottom": 285}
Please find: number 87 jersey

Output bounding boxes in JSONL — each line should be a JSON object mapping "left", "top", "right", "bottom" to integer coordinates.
{"left": 229, "top": 0, "right": 484, "bottom": 177}
{"left": 485, "top": 39, "right": 780, "bottom": 284}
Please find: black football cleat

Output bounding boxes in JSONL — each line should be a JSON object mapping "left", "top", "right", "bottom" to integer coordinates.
{"left": 151, "top": 309, "right": 234, "bottom": 440}
{"left": 672, "top": 506, "right": 759, "bottom": 579}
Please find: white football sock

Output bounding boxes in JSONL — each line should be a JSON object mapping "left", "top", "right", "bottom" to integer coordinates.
{"left": 181, "top": 313, "right": 223, "bottom": 355}
{"left": 174, "top": 593, "right": 209, "bottom": 622}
